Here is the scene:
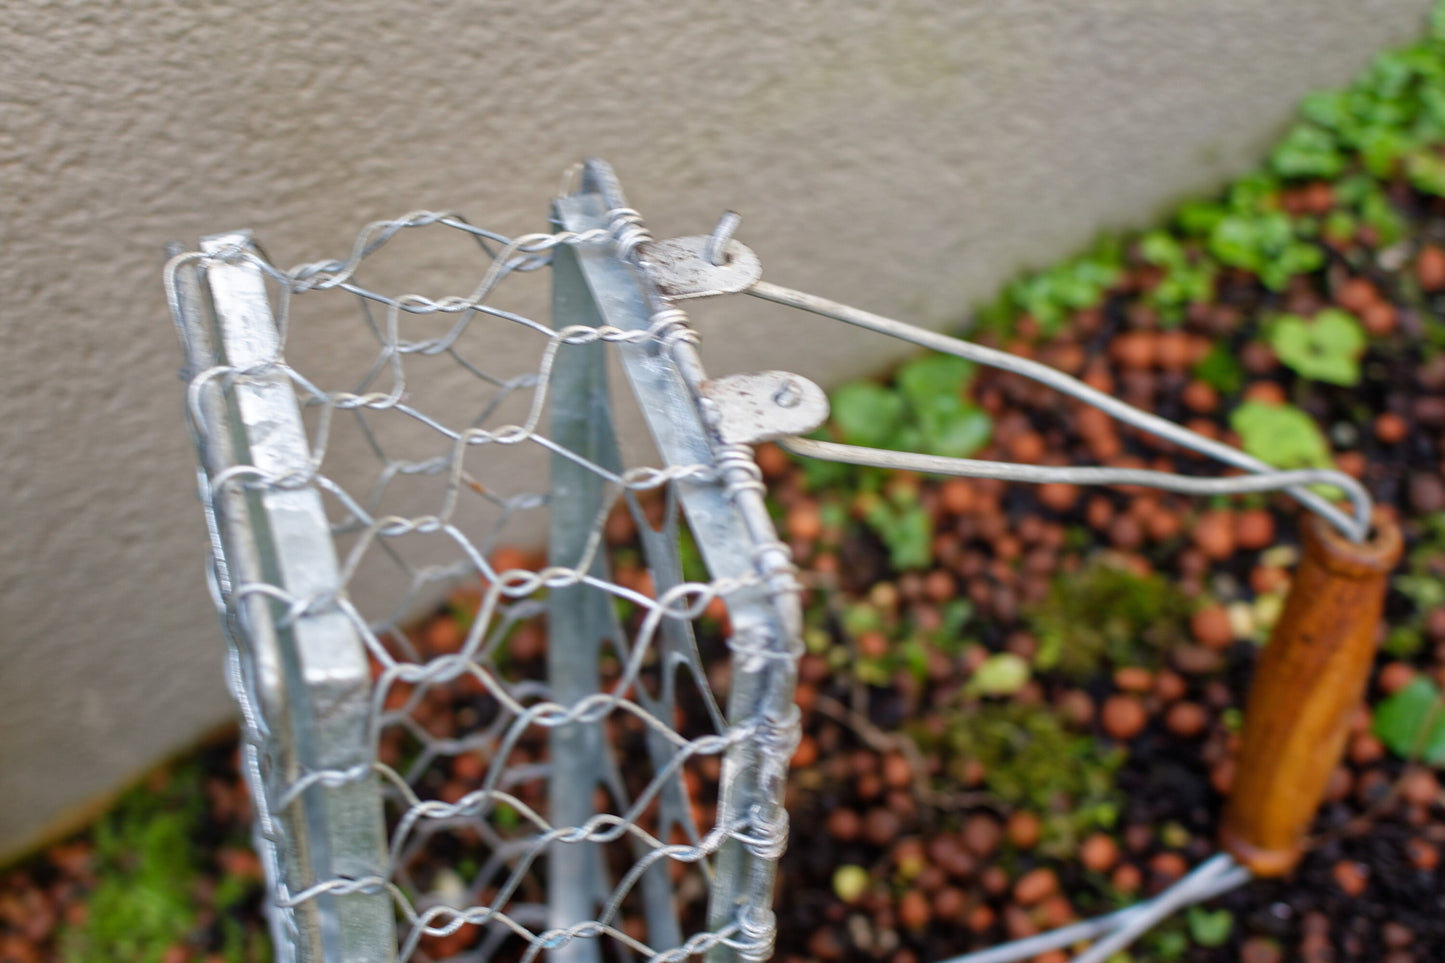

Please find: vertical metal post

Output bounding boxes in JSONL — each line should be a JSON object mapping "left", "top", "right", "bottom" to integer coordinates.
{"left": 554, "top": 175, "right": 800, "bottom": 963}
{"left": 192, "top": 235, "right": 397, "bottom": 962}
{"left": 544, "top": 239, "right": 619, "bottom": 963}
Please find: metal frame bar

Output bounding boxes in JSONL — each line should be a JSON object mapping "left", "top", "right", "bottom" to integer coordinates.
{"left": 553, "top": 163, "right": 800, "bottom": 963}
{"left": 175, "top": 236, "right": 396, "bottom": 962}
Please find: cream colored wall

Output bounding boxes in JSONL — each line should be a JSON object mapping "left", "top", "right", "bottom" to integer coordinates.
{"left": 0, "top": 0, "right": 1432, "bottom": 859}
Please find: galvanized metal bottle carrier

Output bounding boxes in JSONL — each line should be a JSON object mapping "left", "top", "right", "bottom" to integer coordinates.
{"left": 169, "top": 159, "right": 1377, "bottom": 963}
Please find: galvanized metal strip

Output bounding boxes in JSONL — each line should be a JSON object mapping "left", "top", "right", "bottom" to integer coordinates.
{"left": 199, "top": 234, "right": 396, "bottom": 962}
{"left": 168, "top": 247, "right": 302, "bottom": 963}
{"left": 545, "top": 239, "right": 617, "bottom": 963}
{"left": 553, "top": 189, "right": 794, "bottom": 963}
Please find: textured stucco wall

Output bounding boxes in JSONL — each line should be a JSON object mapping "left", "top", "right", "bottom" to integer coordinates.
{"left": 0, "top": 0, "right": 1433, "bottom": 859}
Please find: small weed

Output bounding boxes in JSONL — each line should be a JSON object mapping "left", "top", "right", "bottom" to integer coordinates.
{"left": 939, "top": 702, "right": 1124, "bottom": 857}
{"left": 1373, "top": 676, "right": 1445, "bottom": 764}
{"left": 58, "top": 764, "right": 270, "bottom": 963}
{"left": 1025, "top": 558, "right": 1191, "bottom": 680}
{"left": 1266, "top": 308, "right": 1367, "bottom": 386}
{"left": 978, "top": 238, "right": 1124, "bottom": 337}
{"left": 1228, "top": 402, "right": 1334, "bottom": 473}
{"left": 1139, "top": 230, "right": 1218, "bottom": 325}
{"left": 1192, "top": 343, "right": 1245, "bottom": 395}
{"left": 857, "top": 488, "right": 933, "bottom": 572}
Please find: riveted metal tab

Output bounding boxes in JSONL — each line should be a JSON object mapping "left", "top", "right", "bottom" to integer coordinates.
{"left": 641, "top": 236, "right": 763, "bottom": 299}
{"left": 701, "top": 371, "right": 829, "bottom": 444}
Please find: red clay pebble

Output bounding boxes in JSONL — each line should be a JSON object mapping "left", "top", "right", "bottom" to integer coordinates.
{"left": 1110, "top": 863, "right": 1142, "bottom": 895}
{"left": 1110, "top": 331, "right": 1156, "bottom": 370}
{"left": 1348, "top": 731, "right": 1385, "bottom": 766}
{"left": 1332, "top": 860, "right": 1368, "bottom": 896}
{"left": 1058, "top": 689, "right": 1095, "bottom": 728}
{"left": 1006, "top": 810, "right": 1042, "bottom": 850}
{"left": 1375, "top": 411, "right": 1409, "bottom": 445}
{"left": 1113, "top": 666, "right": 1154, "bottom": 692}
{"left": 1407, "top": 837, "right": 1439, "bottom": 871}
{"left": 966, "top": 903, "right": 996, "bottom": 934}
{"left": 1080, "top": 833, "right": 1120, "bottom": 873}
{"left": 1399, "top": 766, "right": 1440, "bottom": 807}
{"left": 1243, "top": 381, "right": 1288, "bottom": 405}
{"left": 980, "top": 865, "right": 1011, "bottom": 896}
{"left": 962, "top": 814, "right": 1003, "bottom": 858}
{"left": 1149, "top": 852, "right": 1188, "bottom": 884}
{"left": 863, "top": 808, "right": 902, "bottom": 847}
{"left": 1337, "top": 276, "right": 1380, "bottom": 313}
{"left": 1420, "top": 244, "right": 1445, "bottom": 290}
{"left": 1154, "top": 669, "right": 1187, "bottom": 702}
{"left": 1181, "top": 379, "right": 1219, "bottom": 414}
{"left": 1190, "top": 605, "right": 1234, "bottom": 650}
{"left": 1038, "top": 482, "right": 1079, "bottom": 512}
{"left": 1378, "top": 661, "right": 1418, "bottom": 695}
{"left": 1155, "top": 330, "right": 1192, "bottom": 371}
{"left": 1409, "top": 471, "right": 1445, "bottom": 514}
{"left": 1192, "top": 510, "right": 1236, "bottom": 561}
{"left": 1101, "top": 694, "right": 1148, "bottom": 740}
{"left": 923, "top": 569, "right": 955, "bottom": 604}
{"left": 1003, "top": 904, "right": 1039, "bottom": 940}
{"left": 932, "top": 886, "right": 968, "bottom": 923}
{"left": 1012, "top": 867, "right": 1058, "bottom": 906}
{"left": 939, "top": 478, "right": 977, "bottom": 515}
{"left": 1145, "top": 507, "right": 1182, "bottom": 542}
{"left": 897, "top": 890, "right": 931, "bottom": 931}
{"left": 827, "top": 808, "right": 862, "bottom": 842}
{"left": 1009, "top": 431, "right": 1046, "bottom": 464}
{"left": 1108, "top": 514, "right": 1144, "bottom": 550}
{"left": 1233, "top": 507, "right": 1276, "bottom": 551}
{"left": 1211, "top": 758, "right": 1236, "bottom": 795}
{"left": 1362, "top": 300, "right": 1397, "bottom": 337}
{"left": 1325, "top": 765, "right": 1353, "bottom": 802}
{"left": 1240, "top": 936, "right": 1284, "bottom": 963}
{"left": 785, "top": 502, "right": 822, "bottom": 541}
{"left": 882, "top": 753, "right": 914, "bottom": 790}
{"left": 1240, "top": 341, "right": 1278, "bottom": 374}
{"left": 1085, "top": 496, "right": 1114, "bottom": 531}
{"left": 1165, "top": 701, "right": 1209, "bottom": 738}
{"left": 807, "top": 927, "right": 845, "bottom": 962}
{"left": 1383, "top": 921, "right": 1415, "bottom": 950}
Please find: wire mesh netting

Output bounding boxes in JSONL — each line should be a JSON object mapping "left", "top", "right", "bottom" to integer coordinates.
{"left": 166, "top": 168, "right": 801, "bottom": 963}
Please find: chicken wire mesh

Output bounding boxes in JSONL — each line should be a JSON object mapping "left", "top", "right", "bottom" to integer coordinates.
{"left": 167, "top": 158, "right": 1384, "bottom": 963}
{"left": 165, "top": 162, "right": 808, "bottom": 963}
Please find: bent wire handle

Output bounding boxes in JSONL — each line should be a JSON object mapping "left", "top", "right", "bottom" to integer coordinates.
{"left": 733, "top": 276, "right": 1397, "bottom": 962}
{"left": 746, "top": 280, "right": 1371, "bottom": 546}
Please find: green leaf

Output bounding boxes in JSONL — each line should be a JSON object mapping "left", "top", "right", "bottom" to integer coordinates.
{"left": 967, "top": 652, "right": 1032, "bottom": 697}
{"left": 1177, "top": 199, "right": 1227, "bottom": 236}
{"left": 1267, "top": 309, "right": 1366, "bottom": 386}
{"left": 916, "top": 395, "right": 994, "bottom": 458}
{"left": 1271, "top": 124, "right": 1346, "bottom": 179}
{"left": 830, "top": 381, "right": 905, "bottom": 448}
{"left": 1229, "top": 401, "right": 1333, "bottom": 470}
{"left": 1193, "top": 344, "right": 1244, "bottom": 394}
{"left": 1409, "top": 148, "right": 1445, "bottom": 197}
{"left": 1187, "top": 908, "right": 1235, "bottom": 949}
{"left": 1372, "top": 676, "right": 1445, "bottom": 764}
{"left": 864, "top": 497, "right": 934, "bottom": 571}
{"left": 1140, "top": 230, "right": 1186, "bottom": 267}
{"left": 896, "top": 353, "right": 976, "bottom": 408}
